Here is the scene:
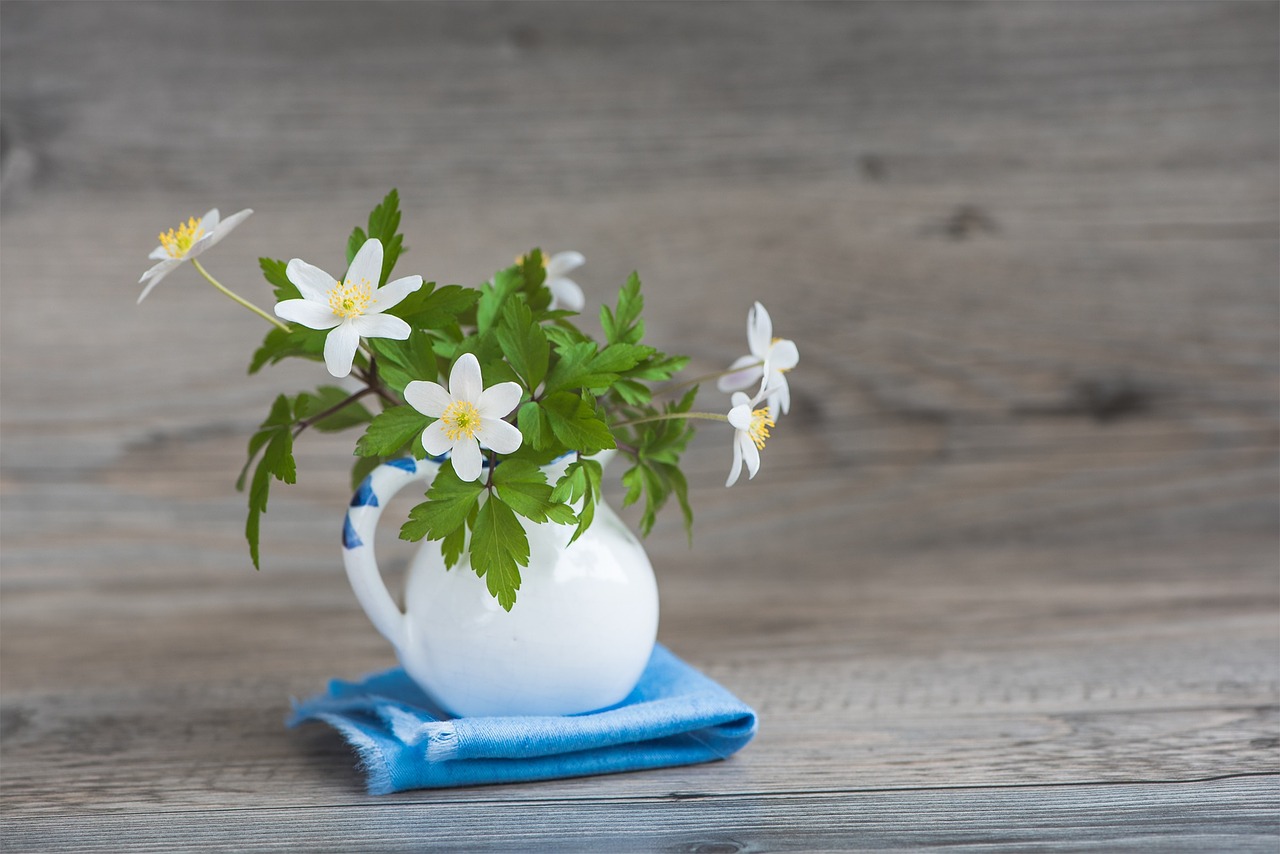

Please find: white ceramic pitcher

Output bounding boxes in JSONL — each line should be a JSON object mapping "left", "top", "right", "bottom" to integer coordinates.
{"left": 341, "top": 451, "right": 659, "bottom": 717}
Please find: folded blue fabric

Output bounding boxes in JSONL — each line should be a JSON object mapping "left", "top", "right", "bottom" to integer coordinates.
{"left": 288, "top": 644, "right": 757, "bottom": 793}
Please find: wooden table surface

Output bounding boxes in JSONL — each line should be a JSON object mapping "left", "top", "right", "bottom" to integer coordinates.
{"left": 2, "top": 2, "right": 1277, "bottom": 850}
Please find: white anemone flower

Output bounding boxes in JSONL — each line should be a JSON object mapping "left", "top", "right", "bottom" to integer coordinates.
{"left": 716, "top": 301, "right": 800, "bottom": 418}
{"left": 404, "top": 353, "right": 525, "bottom": 483}
{"left": 274, "top": 238, "right": 423, "bottom": 379}
{"left": 544, "top": 251, "right": 586, "bottom": 312}
{"left": 725, "top": 390, "right": 775, "bottom": 487}
{"left": 137, "top": 207, "right": 253, "bottom": 302}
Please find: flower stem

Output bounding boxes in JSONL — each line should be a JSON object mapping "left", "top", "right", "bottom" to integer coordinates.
{"left": 191, "top": 259, "right": 291, "bottom": 332}
{"left": 654, "top": 361, "right": 764, "bottom": 398}
{"left": 612, "top": 411, "right": 729, "bottom": 429}
{"left": 292, "top": 387, "right": 376, "bottom": 438}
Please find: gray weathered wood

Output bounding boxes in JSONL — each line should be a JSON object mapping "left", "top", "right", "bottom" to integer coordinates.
{"left": 1, "top": 1, "right": 1277, "bottom": 850}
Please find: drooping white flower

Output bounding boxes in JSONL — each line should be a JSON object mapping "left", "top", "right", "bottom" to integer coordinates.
{"left": 716, "top": 301, "right": 800, "bottom": 418}
{"left": 725, "top": 391, "right": 775, "bottom": 487}
{"left": 274, "top": 238, "right": 423, "bottom": 378}
{"left": 137, "top": 207, "right": 253, "bottom": 302}
{"left": 545, "top": 251, "right": 586, "bottom": 312}
{"left": 404, "top": 353, "right": 524, "bottom": 483}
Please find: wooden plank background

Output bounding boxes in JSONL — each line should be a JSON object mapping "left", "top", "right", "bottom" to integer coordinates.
{"left": 2, "top": 1, "right": 1277, "bottom": 850}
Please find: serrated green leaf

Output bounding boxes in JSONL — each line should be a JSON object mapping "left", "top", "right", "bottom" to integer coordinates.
{"left": 248, "top": 325, "right": 326, "bottom": 374}
{"left": 470, "top": 495, "right": 528, "bottom": 611}
{"left": 355, "top": 405, "right": 430, "bottom": 457}
{"left": 260, "top": 257, "right": 300, "bottom": 303}
{"left": 346, "top": 227, "right": 367, "bottom": 265}
{"left": 496, "top": 299, "right": 550, "bottom": 391}
{"left": 364, "top": 189, "right": 404, "bottom": 285}
{"left": 397, "top": 284, "right": 480, "bottom": 331}
{"left": 602, "top": 272, "right": 645, "bottom": 345}
{"left": 621, "top": 465, "right": 643, "bottom": 507}
{"left": 441, "top": 520, "right": 468, "bottom": 567}
{"left": 400, "top": 465, "right": 485, "bottom": 543}
{"left": 493, "top": 460, "right": 575, "bottom": 525}
{"left": 517, "top": 400, "right": 553, "bottom": 451}
{"left": 370, "top": 329, "right": 437, "bottom": 392}
{"left": 477, "top": 266, "right": 521, "bottom": 334}
{"left": 540, "top": 392, "right": 616, "bottom": 454}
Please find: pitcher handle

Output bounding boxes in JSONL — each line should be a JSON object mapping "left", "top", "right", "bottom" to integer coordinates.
{"left": 341, "top": 457, "right": 442, "bottom": 653}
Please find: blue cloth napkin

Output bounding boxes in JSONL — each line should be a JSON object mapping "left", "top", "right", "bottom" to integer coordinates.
{"left": 288, "top": 644, "right": 757, "bottom": 793}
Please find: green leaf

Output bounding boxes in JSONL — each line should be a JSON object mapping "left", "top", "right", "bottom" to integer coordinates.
{"left": 364, "top": 189, "right": 405, "bottom": 285}
{"left": 601, "top": 272, "right": 645, "bottom": 345}
{"left": 476, "top": 266, "right": 521, "bottom": 334}
{"left": 296, "top": 385, "right": 374, "bottom": 433}
{"left": 469, "top": 494, "right": 529, "bottom": 611}
{"left": 248, "top": 325, "right": 325, "bottom": 374}
{"left": 493, "top": 460, "right": 575, "bottom": 525}
{"left": 590, "top": 342, "right": 653, "bottom": 376}
{"left": 346, "top": 227, "right": 367, "bottom": 265}
{"left": 355, "top": 405, "right": 430, "bottom": 458}
{"left": 401, "top": 465, "right": 485, "bottom": 546}
{"left": 240, "top": 395, "right": 298, "bottom": 569}
{"left": 517, "top": 400, "right": 553, "bottom": 451}
{"left": 540, "top": 392, "right": 616, "bottom": 455}
{"left": 495, "top": 299, "right": 550, "bottom": 391}
{"left": 395, "top": 284, "right": 480, "bottom": 330}
{"left": 440, "top": 520, "right": 468, "bottom": 567}
{"left": 543, "top": 341, "right": 598, "bottom": 394}
{"left": 259, "top": 257, "right": 300, "bottom": 303}
{"left": 370, "top": 329, "right": 437, "bottom": 392}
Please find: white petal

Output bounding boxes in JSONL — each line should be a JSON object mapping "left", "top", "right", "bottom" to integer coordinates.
{"left": 768, "top": 338, "right": 799, "bottom": 371}
{"left": 347, "top": 237, "right": 384, "bottom": 288}
{"left": 726, "top": 433, "right": 744, "bottom": 487}
{"left": 547, "top": 277, "right": 585, "bottom": 312}
{"left": 742, "top": 433, "right": 761, "bottom": 479}
{"left": 352, "top": 313, "right": 411, "bottom": 340}
{"left": 766, "top": 375, "right": 791, "bottom": 417}
{"left": 136, "top": 259, "right": 183, "bottom": 302}
{"left": 476, "top": 381, "right": 522, "bottom": 419}
{"left": 323, "top": 322, "right": 361, "bottom": 378}
{"left": 421, "top": 420, "right": 454, "bottom": 456}
{"left": 148, "top": 246, "right": 169, "bottom": 260}
{"left": 404, "top": 381, "right": 452, "bottom": 418}
{"left": 274, "top": 299, "right": 341, "bottom": 330}
{"left": 747, "top": 302, "right": 773, "bottom": 357}
{"left": 450, "top": 439, "right": 483, "bottom": 483}
{"left": 717, "top": 355, "right": 763, "bottom": 393}
{"left": 200, "top": 208, "right": 221, "bottom": 232}
{"left": 448, "top": 353, "right": 483, "bottom": 403}
{"left": 286, "top": 259, "right": 338, "bottom": 301}
{"left": 546, "top": 251, "right": 585, "bottom": 278}
{"left": 371, "top": 275, "right": 423, "bottom": 312}
{"left": 478, "top": 418, "right": 523, "bottom": 454}
{"left": 199, "top": 208, "right": 252, "bottom": 252}
{"left": 727, "top": 403, "right": 753, "bottom": 430}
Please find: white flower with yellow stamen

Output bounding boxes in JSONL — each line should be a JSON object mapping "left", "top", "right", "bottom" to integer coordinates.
{"left": 404, "top": 353, "right": 524, "bottom": 483}
{"left": 717, "top": 301, "right": 799, "bottom": 418}
{"left": 273, "top": 238, "right": 423, "bottom": 379}
{"left": 137, "top": 207, "right": 253, "bottom": 302}
{"left": 725, "top": 390, "right": 775, "bottom": 488}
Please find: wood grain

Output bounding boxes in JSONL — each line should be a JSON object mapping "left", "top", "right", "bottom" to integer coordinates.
{"left": 1, "top": 1, "right": 1277, "bottom": 850}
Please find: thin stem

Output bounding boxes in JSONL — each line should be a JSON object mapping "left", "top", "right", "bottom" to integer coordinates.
{"left": 191, "top": 258, "right": 291, "bottom": 332}
{"left": 292, "top": 387, "right": 376, "bottom": 438}
{"left": 654, "top": 361, "right": 763, "bottom": 398}
{"left": 612, "top": 411, "right": 729, "bottom": 429}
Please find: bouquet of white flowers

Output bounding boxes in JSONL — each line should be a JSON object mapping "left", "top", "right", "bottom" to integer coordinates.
{"left": 138, "top": 190, "right": 798, "bottom": 610}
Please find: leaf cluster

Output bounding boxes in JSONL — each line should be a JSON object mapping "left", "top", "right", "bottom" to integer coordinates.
{"left": 237, "top": 190, "right": 701, "bottom": 609}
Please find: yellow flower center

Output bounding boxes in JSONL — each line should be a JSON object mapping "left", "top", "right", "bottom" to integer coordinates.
{"left": 748, "top": 408, "right": 774, "bottom": 450}
{"left": 441, "top": 400, "right": 482, "bottom": 442}
{"left": 328, "top": 279, "right": 373, "bottom": 319}
{"left": 158, "top": 217, "right": 205, "bottom": 259}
